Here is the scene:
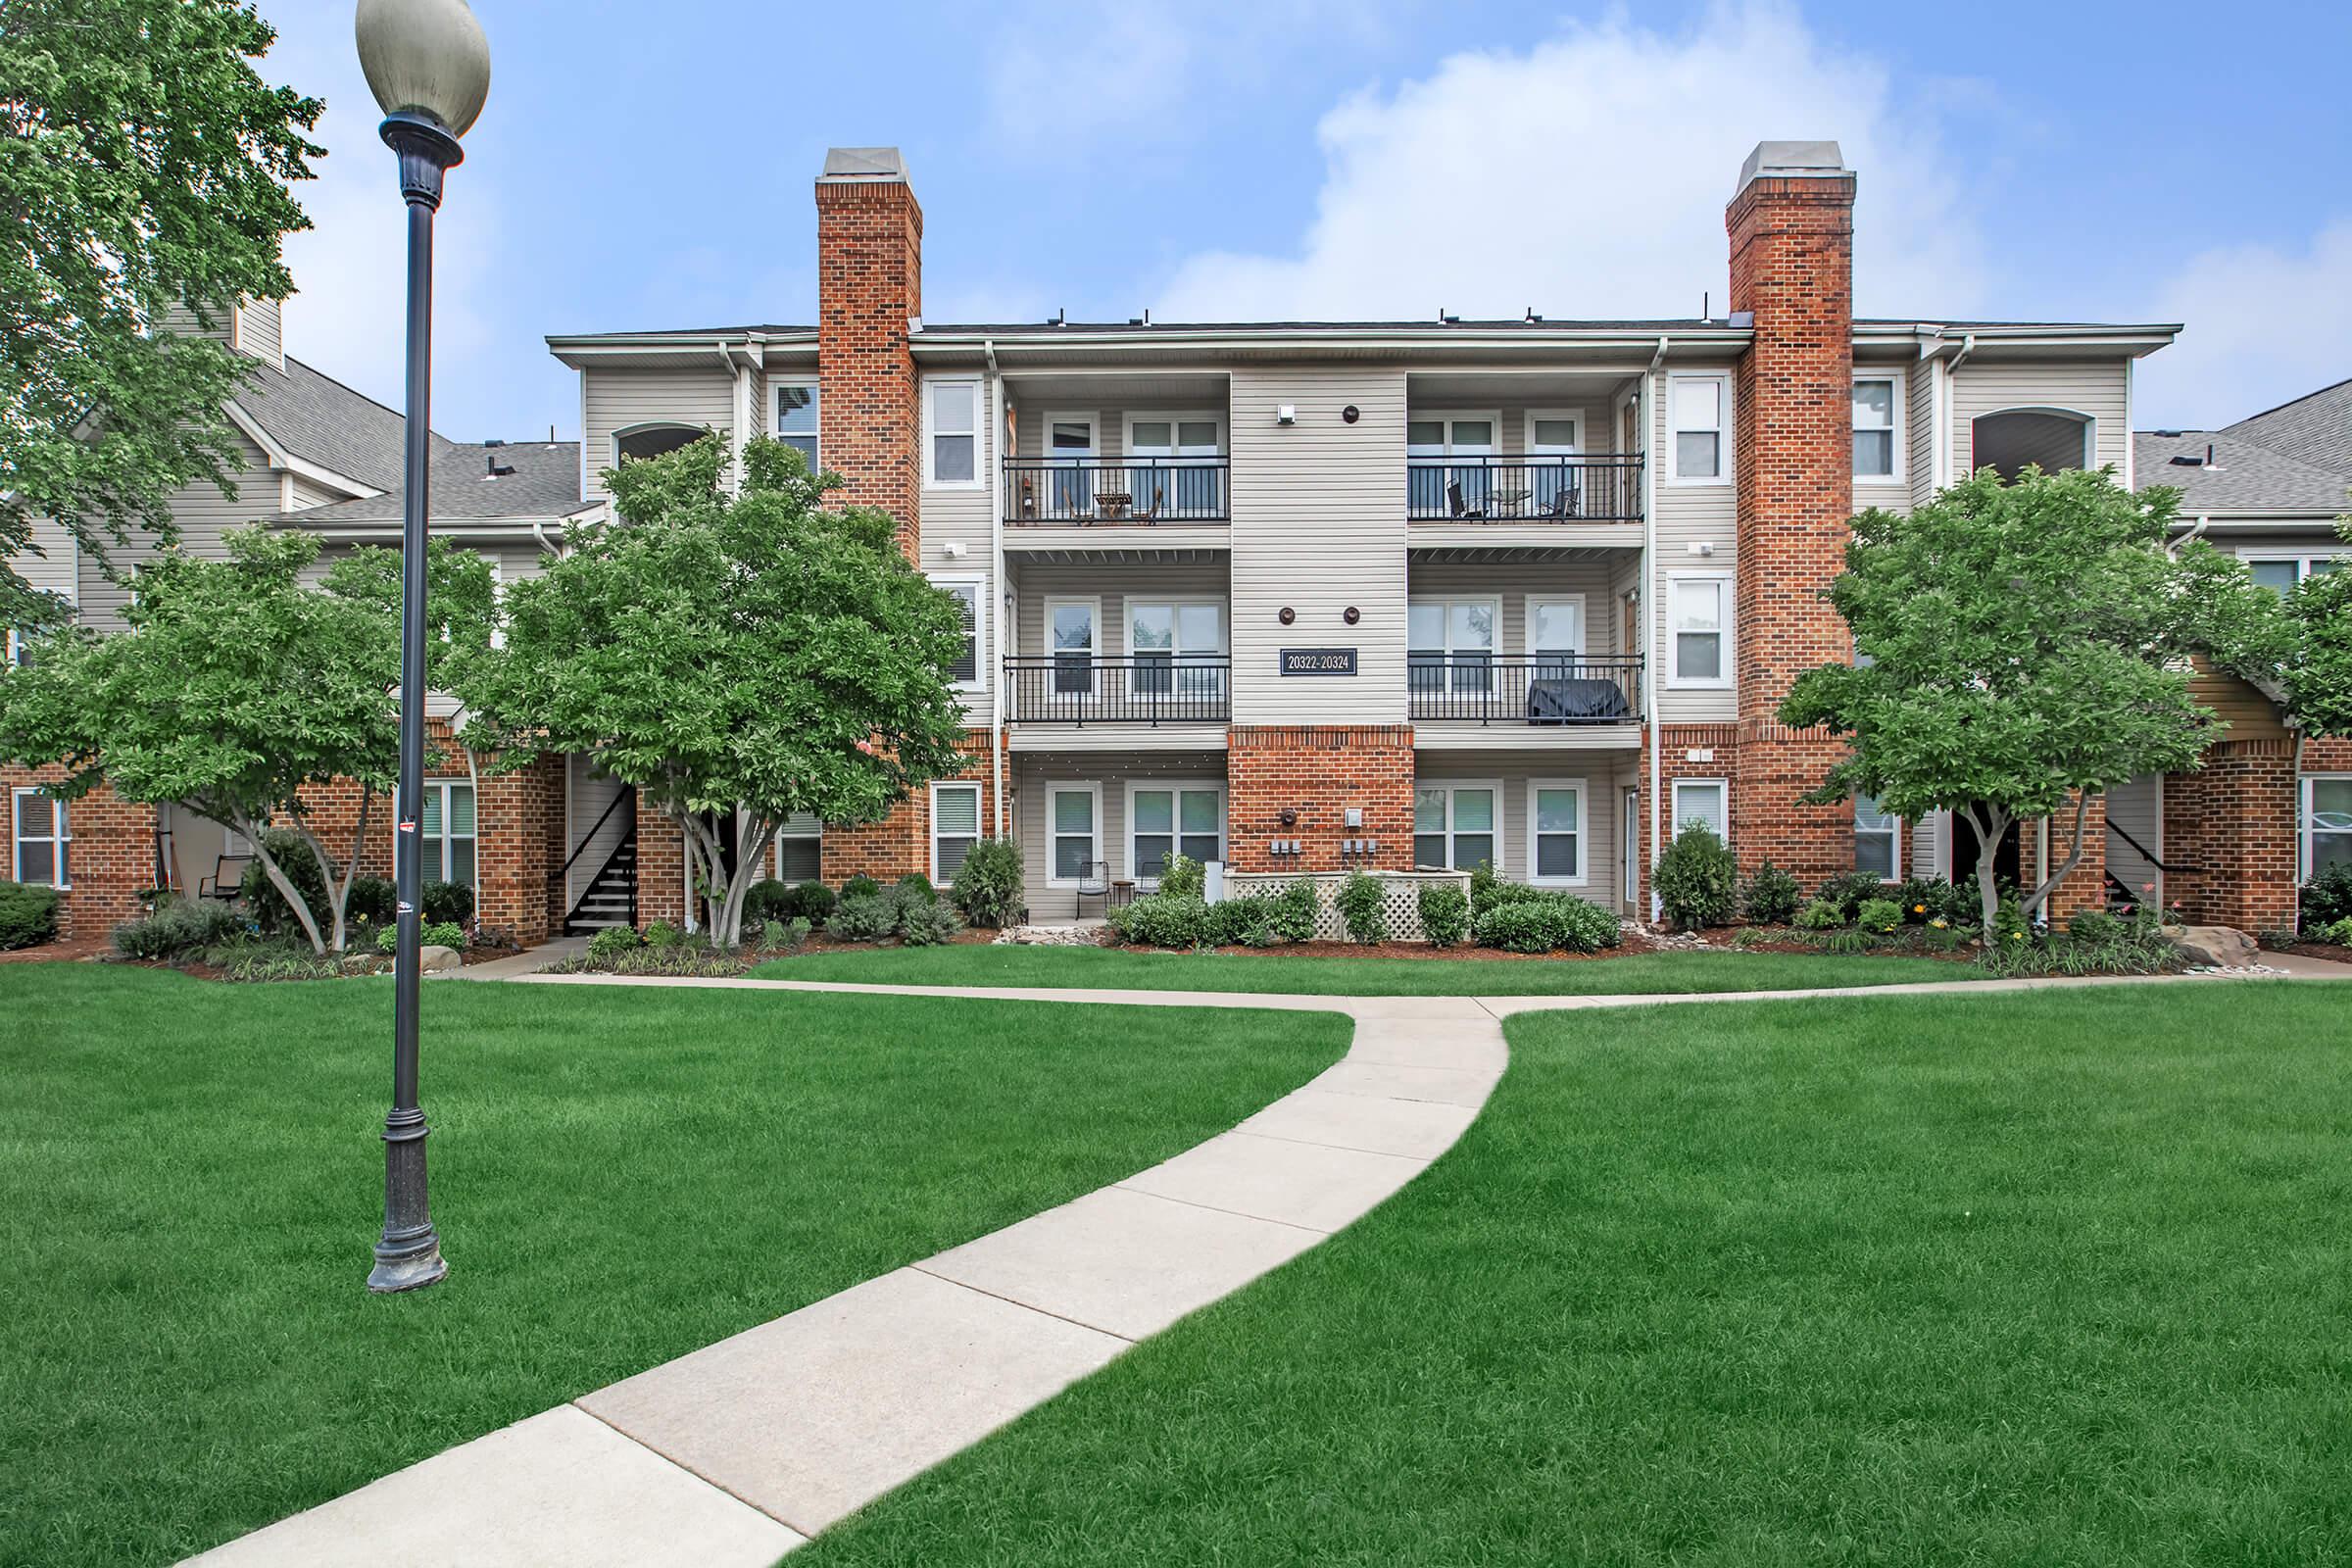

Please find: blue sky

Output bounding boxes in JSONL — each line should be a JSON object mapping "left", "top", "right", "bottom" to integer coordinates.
{"left": 259, "top": 0, "right": 2352, "bottom": 444}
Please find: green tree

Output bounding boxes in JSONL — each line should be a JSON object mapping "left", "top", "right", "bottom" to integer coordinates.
{"left": 0, "top": 527, "right": 493, "bottom": 953}
{"left": 453, "top": 436, "right": 973, "bottom": 949}
{"left": 1780, "top": 466, "right": 2287, "bottom": 934}
{"left": 1, "top": 0, "right": 321, "bottom": 625}
{"left": 2280, "top": 514, "right": 2352, "bottom": 741}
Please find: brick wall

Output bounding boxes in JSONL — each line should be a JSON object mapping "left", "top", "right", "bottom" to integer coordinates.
{"left": 815, "top": 165, "right": 923, "bottom": 558}
{"left": 2045, "top": 789, "right": 2109, "bottom": 921}
{"left": 821, "top": 731, "right": 995, "bottom": 886}
{"left": 2164, "top": 739, "right": 2299, "bottom": 930}
{"left": 2, "top": 763, "right": 156, "bottom": 939}
{"left": 1228, "top": 725, "right": 1415, "bottom": 873}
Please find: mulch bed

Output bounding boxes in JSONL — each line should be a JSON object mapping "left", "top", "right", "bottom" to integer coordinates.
{"left": 0, "top": 933, "right": 115, "bottom": 965}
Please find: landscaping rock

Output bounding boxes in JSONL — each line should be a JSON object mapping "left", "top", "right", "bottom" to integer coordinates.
{"left": 993, "top": 925, "right": 1105, "bottom": 947}
{"left": 2166, "top": 924, "right": 2258, "bottom": 969}
{"left": 417, "top": 944, "right": 465, "bottom": 973}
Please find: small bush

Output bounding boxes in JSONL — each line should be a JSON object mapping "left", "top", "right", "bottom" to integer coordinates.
{"left": 839, "top": 874, "right": 882, "bottom": 901}
{"left": 1337, "top": 870, "right": 1388, "bottom": 944}
{"left": 1157, "top": 853, "right": 1205, "bottom": 901}
{"left": 1814, "top": 871, "right": 1886, "bottom": 922}
{"left": 419, "top": 880, "right": 474, "bottom": 928}
{"left": 420, "top": 920, "right": 465, "bottom": 950}
{"left": 2301, "top": 863, "right": 2352, "bottom": 933}
{"left": 112, "top": 898, "right": 243, "bottom": 960}
{"left": 643, "top": 919, "right": 682, "bottom": 948}
{"left": 1740, "top": 859, "right": 1802, "bottom": 925}
{"left": 1892, "top": 876, "right": 1943, "bottom": 925}
{"left": 346, "top": 876, "right": 397, "bottom": 926}
{"left": 218, "top": 949, "right": 346, "bottom": 983}
{"left": 375, "top": 924, "right": 397, "bottom": 955}
{"left": 586, "top": 926, "right": 639, "bottom": 960}
{"left": 951, "top": 837, "right": 1025, "bottom": 928}
{"left": 2314, "top": 915, "right": 2352, "bottom": 947}
{"left": 239, "top": 829, "right": 330, "bottom": 937}
{"left": 1471, "top": 891, "right": 1621, "bottom": 954}
{"left": 1989, "top": 896, "right": 2030, "bottom": 948}
{"left": 1794, "top": 899, "right": 1843, "bottom": 931}
{"left": 1418, "top": 883, "right": 1469, "bottom": 948}
{"left": 1854, "top": 898, "right": 1903, "bottom": 937}
{"left": 1106, "top": 893, "right": 1209, "bottom": 949}
{"left": 787, "top": 882, "right": 838, "bottom": 924}
{"left": 897, "top": 896, "right": 963, "bottom": 947}
{"left": 2066, "top": 907, "right": 2123, "bottom": 945}
{"left": 0, "top": 880, "right": 62, "bottom": 950}
{"left": 1473, "top": 901, "right": 1559, "bottom": 954}
{"left": 1655, "top": 825, "right": 1738, "bottom": 932}
{"left": 1271, "top": 880, "right": 1320, "bottom": 943}
{"left": 896, "top": 871, "right": 937, "bottom": 904}
{"left": 1204, "top": 893, "right": 1278, "bottom": 948}
{"left": 828, "top": 892, "right": 899, "bottom": 944}
{"left": 1467, "top": 859, "right": 1502, "bottom": 916}
{"left": 1553, "top": 894, "right": 1624, "bottom": 953}
{"left": 742, "top": 879, "right": 794, "bottom": 926}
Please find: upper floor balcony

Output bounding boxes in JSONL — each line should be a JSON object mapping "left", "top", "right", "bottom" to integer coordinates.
{"left": 1005, "top": 456, "right": 1229, "bottom": 525}
{"left": 1405, "top": 454, "right": 1643, "bottom": 522}
{"left": 1407, "top": 654, "right": 1642, "bottom": 723}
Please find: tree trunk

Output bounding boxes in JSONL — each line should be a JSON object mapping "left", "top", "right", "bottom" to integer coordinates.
{"left": 715, "top": 809, "right": 780, "bottom": 950}
{"left": 288, "top": 812, "right": 357, "bottom": 954}
{"left": 231, "top": 806, "right": 328, "bottom": 955}
{"left": 2021, "top": 792, "right": 2095, "bottom": 924}
{"left": 1965, "top": 803, "right": 2010, "bottom": 937}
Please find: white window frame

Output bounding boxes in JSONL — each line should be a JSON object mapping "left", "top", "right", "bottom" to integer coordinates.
{"left": 1408, "top": 595, "right": 1502, "bottom": 694}
{"left": 1123, "top": 412, "right": 1227, "bottom": 458}
{"left": 1852, "top": 373, "right": 1904, "bottom": 484}
{"left": 12, "top": 787, "right": 69, "bottom": 888}
{"left": 1041, "top": 410, "right": 1099, "bottom": 516}
{"left": 924, "top": 377, "right": 983, "bottom": 489}
{"left": 1412, "top": 779, "right": 1503, "bottom": 873}
{"left": 1526, "top": 778, "right": 1590, "bottom": 887}
{"left": 1664, "top": 572, "right": 1733, "bottom": 690}
{"left": 1524, "top": 594, "right": 1589, "bottom": 657}
{"left": 1855, "top": 792, "right": 1902, "bottom": 882}
{"left": 1043, "top": 594, "right": 1101, "bottom": 698}
{"left": 1667, "top": 372, "right": 1731, "bottom": 485}
{"left": 1523, "top": 411, "right": 1582, "bottom": 455}
{"left": 5, "top": 627, "right": 27, "bottom": 666}
{"left": 397, "top": 779, "right": 477, "bottom": 888}
{"left": 2242, "top": 553, "right": 2346, "bottom": 593}
{"left": 2303, "top": 775, "right": 2352, "bottom": 880}
{"left": 772, "top": 813, "right": 822, "bottom": 885}
{"left": 929, "top": 572, "right": 988, "bottom": 695}
{"left": 1045, "top": 782, "right": 1103, "bottom": 889}
{"left": 611, "top": 421, "right": 706, "bottom": 467}
{"left": 1671, "top": 778, "right": 1728, "bottom": 845}
{"left": 772, "top": 380, "right": 819, "bottom": 467}
{"left": 1125, "top": 780, "right": 1227, "bottom": 888}
{"left": 930, "top": 781, "right": 983, "bottom": 887}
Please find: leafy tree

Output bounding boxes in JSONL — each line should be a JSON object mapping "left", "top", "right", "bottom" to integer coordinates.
{"left": 2280, "top": 514, "right": 2352, "bottom": 740}
{"left": 1, "top": 0, "right": 321, "bottom": 624}
{"left": 1780, "top": 466, "right": 2286, "bottom": 934}
{"left": 453, "top": 435, "right": 972, "bottom": 949}
{"left": 0, "top": 527, "right": 492, "bottom": 953}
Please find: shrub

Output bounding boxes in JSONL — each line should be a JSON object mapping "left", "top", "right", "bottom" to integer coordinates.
{"left": 1989, "top": 896, "right": 2030, "bottom": 949}
{"left": 1337, "top": 870, "right": 1388, "bottom": 944}
{"left": 896, "top": 871, "right": 937, "bottom": 904}
{"left": 1814, "top": 871, "right": 1886, "bottom": 922}
{"left": 1892, "top": 876, "right": 1943, "bottom": 925}
{"left": 2316, "top": 916, "right": 2352, "bottom": 947}
{"left": 112, "top": 898, "right": 243, "bottom": 960}
{"left": 1471, "top": 891, "right": 1621, "bottom": 954}
{"left": 420, "top": 879, "right": 474, "bottom": 927}
{"left": 1473, "top": 901, "right": 1560, "bottom": 954}
{"left": 0, "top": 880, "right": 62, "bottom": 950}
{"left": 1418, "top": 883, "right": 1469, "bottom": 948}
{"left": 839, "top": 874, "right": 882, "bottom": 901}
{"left": 1106, "top": 893, "right": 1209, "bottom": 949}
{"left": 1467, "top": 859, "right": 1502, "bottom": 916}
{"left": 218, "top": 949, "right": 346, "bottom": 983}
{"left": 1270, "top": 880, "right": 1320, "bottom": 943}
{"left": 897, "top": 895, "right": 963, "bottom": 947}
{"left": 951, "top": 837, "right": 1025, "bottom": 928}
{"left": 827, "top": 892, "right": 898, "bottom": 944}
{"left": 786, "top": 881, "right": 838, "bottom": 924}
{"left": 238, "top": 829, "right": 330, "bottom": 937}
{"left": 643, "top": 919, "right": 682, "bottom": 948}
{"left": 1554, "top": 894, "right": 1624, "bottom": 953}
{"left": 2066, "top": 907, "right": 2123, "bottom": 945}
{"left": 375, "top": 924, "right": 396, "bottom": 955}
{"left": 1740, "top": 859, "right": 1802, "bottom": 925}
{"left": 2301, "top": 863, "right": 2352, "bottom": 933}
{"left": 1794, "top": 899, "right": 1843, "bottom": 931}
{"left": 1854, "top": 898, "right": 1903, "bottom": 937}
{"left": 1157, "top": 853, "right": 1205, "bottom": 901}
{"left": 586, "top": 925, "right": 639, "bottom": 961}
{"left": 346, "top": 875, "right": 397, "bottom": 926}
{"left": 1654, "top": 824, "right": 1738, "bottom": 932}
{"left": 742, "top": 879, "right": 793, "bottom": 926}
{"left": 1981, "top": 927, "right": 2179, "bottom": 978}
{"left": 420, "top": 919, "right": 465, "bottom": 950}
{"left": 1204, "top": 893, "right": 1277, "bottom": 948}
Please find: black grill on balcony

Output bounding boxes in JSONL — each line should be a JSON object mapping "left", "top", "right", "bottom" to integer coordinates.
{"left": 1407, "top": 655, "right": 1643, "bottom": 723}
{"left": 1406, "top": 456, "right": 1643, "bottom": 521}
{"left": 1004, "top": 656, "right": 1231, "bottom": 722}
{"left": 1004, "top": 458, "right": 1229, "bottom": 524}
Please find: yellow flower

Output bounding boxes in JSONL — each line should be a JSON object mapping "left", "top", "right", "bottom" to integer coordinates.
{"left": 1913, "top": 904, "right": 1926, "bottom": 913}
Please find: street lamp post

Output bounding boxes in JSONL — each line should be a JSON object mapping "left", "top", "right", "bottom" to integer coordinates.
{"left": 357, "top": 0, "right": 490, "bottom": 1294}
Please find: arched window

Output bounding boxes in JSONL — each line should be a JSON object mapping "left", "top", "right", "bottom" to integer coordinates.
{"left": 1969, "top": 408, "right": 2092, "bottom": 483}
{"left": 612, "top": 423, "right": 708, "bottom": 466}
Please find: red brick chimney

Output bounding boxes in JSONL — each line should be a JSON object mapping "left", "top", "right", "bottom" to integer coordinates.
{"left": 1725, "top": 140, "right": 1858, "bottom": 882}
{"left": 815, "top": 146, "right": 923, "bottom": 558}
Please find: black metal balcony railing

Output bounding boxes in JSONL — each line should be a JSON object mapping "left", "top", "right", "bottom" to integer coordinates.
{"left": 1406, "top": 455, "right": 1643, "bottom": 521}
{"left": 1004, "top": 655, "right": 1232, "bottom": 723}
{"left": 1004, "top": 458, "right": 1230, "bottom": 524}
{"left": 1407, "top": 655, "right": 1643, "bottom": 723}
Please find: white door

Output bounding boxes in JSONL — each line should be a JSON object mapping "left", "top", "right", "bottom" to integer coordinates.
{"left": 1623, "top": 788, "right": 1640, "bottom": 907}
{"left": 1046, "top": 412, "right": 1095, "bottom": 517}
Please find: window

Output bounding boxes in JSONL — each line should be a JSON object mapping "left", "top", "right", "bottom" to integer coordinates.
{"left": 1047, "top": 784, "right": 1101, "bottom": 886}
{"left": 12, "top": 789, "right": 69, "bottom": 887}
{"left": 2246, "top": 556, "right": 2343, "bottom": 596}
{"left": 1047, "top": 597, "right": 1097, "bottom": 696}
{"left": 1407, "top": 413, "right": 1498, "bottom": 513}
{"left": 1671, "top": 779, "right": 1727, "bottom": 843}
{"left": 1129, "top": 784, "right": 1223, "bottom": 884}
{"left": 2304, "top": 777, "right": 2352, "bottom": 878}
{"left": 1408, "top": 597, "right": 1498, "bottom": 696}
{"left": 5, "top": 628, "right": 29, "bottom": 666}
{"left": 931, "top": 575, "right": 985, "bottom": 690}
{"left": 1528, "top": 780, "right": 1587, "bottom": 885}
{"left": 1046, "top": 412, "right": 1097, "bottom": 514}
{"left": 1666, "top": 575, "right": 1731, "bottom": 688}
{"left": 1126, "top": 414, "right": 1226, "bottom": 515}
{"left": 773, "top": 811, "right": 821, "bottom": 884}
{"left": 773, "top": 382, "right": 818, "bottom": 467}
{"left": 612, "top": 423, "right": 705, "bottom": 466}
{"left": 1670, "top": 374, "right": 1727, "bottom": 481}
{"left": 415, "top": 782, "right": 476, "bottom": 887}
{"left": 926, "top": 379, "right": 980, "bottom": 486}
{"left": 1413, "top": 782, "right": 1497, "bottom": 871}
{"left": 1853, "top": 376, "right": 1898, "bottom": 479}
{"left": 1128, "top": 599, "right": 1225, "bottom": 699}
{"left": 1855, "top": 793, "right": 1901, "bottom": 881}
{"left": 1528, "top": 596, "right": 1585, "bottom": 678}
{"left": 931, "top": 783, "right": 981, "bottom": 885}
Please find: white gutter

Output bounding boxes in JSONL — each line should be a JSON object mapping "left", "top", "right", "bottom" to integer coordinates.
{"left": 985, "top": 338, "right": 1006, "bottom": 838}
{"left": 1644, "top": 334, "right": 1667, "bottom": 921}
{"left": 720, "top": 339, "right": 752, "bottom": 493}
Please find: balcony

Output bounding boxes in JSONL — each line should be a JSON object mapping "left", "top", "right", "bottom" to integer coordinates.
{"left": 1004, "top": 458, "right": 1229, "bottom": 525}
{"left": 1406, "top": 456, "right": 1643, "bottom": 522}
{"left": 1004, "top": 655, "right": 1231, "bottom": 724}
{"left": 1407, "top": 655, "right": 1643, "bottom": 724}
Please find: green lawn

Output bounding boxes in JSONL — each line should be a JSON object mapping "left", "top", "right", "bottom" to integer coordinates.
{"left": 0, "top": 965, "right": 1347, "bottom": 1568}
{"left": 805, "top": 983, "right": 2352, "bottom": 1567}
{"left": 754, "top": 942, "right": 1975, "bottom": 996}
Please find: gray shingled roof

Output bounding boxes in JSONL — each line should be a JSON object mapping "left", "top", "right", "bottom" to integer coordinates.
{"left": 235, "top": 357, "right": 416, "bottom": 491}
{"left": 2221, "top": 376, "right": 2352, "bottom": 476}
{"left": 276, "top": 440, "right": 582, "bottom": 525}
{"left": 2135, "top": 430, "right": 2352, "bottom": 512}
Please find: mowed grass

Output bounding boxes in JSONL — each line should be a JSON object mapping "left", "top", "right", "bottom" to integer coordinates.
{"left": 754, "top": 941, "right": 1974, "bottom": 996}
{"left": 805, "top": 983, "right": 2352, "bottom": 1567}
{"left": 0, "top": 965, "right": 1347, "bottom": 1568}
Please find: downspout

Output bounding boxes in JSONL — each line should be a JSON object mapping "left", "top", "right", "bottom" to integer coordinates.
{"left": 1942, "top": 332, "right": 1976, "bottom": 486}
{"left": 985, "top": 339, "right": 1007, "bottom": 838}
{"left": 721, "top": 339, "right": 752, "bottom": 494}
{"left": 1644, "top": 334, "right": 1667, "bottom": 921}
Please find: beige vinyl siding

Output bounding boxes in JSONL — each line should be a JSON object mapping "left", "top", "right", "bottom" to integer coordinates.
{"left": 233, "top": 299, "right": 283, "bottom": 368}
{"left": 1415, "top": 752, "right": 1641, "bottom": 910}
{"left": 77, "top": 430, "right": 277, "bottom": 628}
{"left": 11, "top": 514, "right": 78, "bottom": 604}
{"left": 1010, "top": 752, "right": 1227, "bottom": 914}
{"left": 1903, "top": 356, "right": 1937, "bottom": 512}
{"left": 580, "top": 366, "right": 735, "bottom": 502}
{"left": 565, "top": 759, "right": 632, "bottom": 907}
{"left": 1405, "top": 562, "right": 1631, "bottom": 657}
{"left": 1405, "top": 402, "right": 1623, "bottom": 457}
{"left": 1228, "top": 366, "right": 1406, "bottom": 724}
{"left": 1008, "top": 564, "right": 1230, "bottom": 659}
{"left": 1950, "top": 362, "right": 2129, "bottom": 479}
{"left": 286, "top": 473, "right": 347, "bottom": 511}
{"left": 1648, "top": 366, "right": 1738, "bottom": 724}
{"left": 1910, "top": 810, "right": 1944, "bottom": 880}
{"left": 2224, "top": 531, "right": 2352, "bottom": 562}
{"left": 917, "top": 372, "right": 997, "bottom": 575}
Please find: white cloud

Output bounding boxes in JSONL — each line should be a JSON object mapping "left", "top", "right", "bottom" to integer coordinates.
{"left": 2135, "top": 220, "right": 2352, "bottom": 430}
{"left": 1155, "top": 2, "right": 1984, "bottom": 323}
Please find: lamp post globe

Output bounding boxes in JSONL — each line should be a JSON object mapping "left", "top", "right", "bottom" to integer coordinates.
{"left": 359, "top": 0, "right": 488, "bottom": 1295}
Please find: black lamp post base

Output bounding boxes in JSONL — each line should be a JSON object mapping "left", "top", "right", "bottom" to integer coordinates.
{"left": 368, "top": 1234, "right": 449, "bottom": 1294}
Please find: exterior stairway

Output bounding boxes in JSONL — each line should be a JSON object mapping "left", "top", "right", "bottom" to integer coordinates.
{"left": 563, "top": 791, "right": 639, "bottom": 935}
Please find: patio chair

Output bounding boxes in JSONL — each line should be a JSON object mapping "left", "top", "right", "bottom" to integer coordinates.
{"left": 1074, "top": 859, "right": 1110, "bottom": 920}
{"left": 1446, "top": 479, "right": 1486, "bottom": 520}
{"left": 1133, "top": 484, "right": 1164, "bottom": 522}
{"left": 1545, "top": 482, "right": 1581, "bottom": 518}
{"left": 199, "top": 854, "right": 251, "bottom": 902}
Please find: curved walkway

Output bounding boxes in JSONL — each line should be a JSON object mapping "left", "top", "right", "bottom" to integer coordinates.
{"left": 187, "top": 961, "right": 2352, "bottom": 1566}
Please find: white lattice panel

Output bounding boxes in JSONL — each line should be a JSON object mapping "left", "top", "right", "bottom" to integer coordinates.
{"left": 1224, "top": 869, "right": 1472, "bottom": 944}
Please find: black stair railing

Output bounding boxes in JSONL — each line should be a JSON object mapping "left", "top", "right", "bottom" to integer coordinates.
{"left": 560, "top": 789, "right": 637, "bottom": 931}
